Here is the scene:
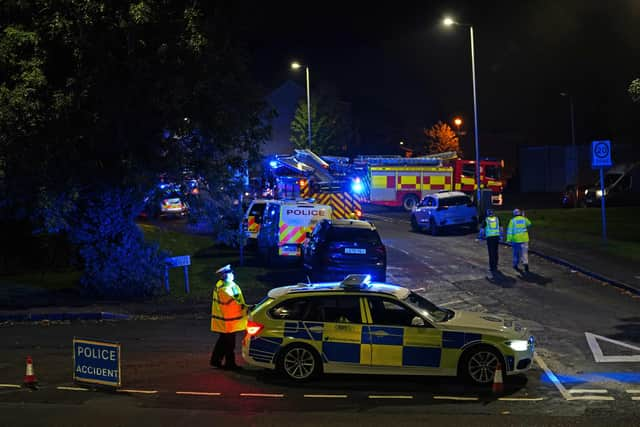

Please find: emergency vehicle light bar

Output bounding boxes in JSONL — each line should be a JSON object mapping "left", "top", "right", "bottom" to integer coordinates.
{"left": 340, "top": 274, "right": 372, "bottom": 289}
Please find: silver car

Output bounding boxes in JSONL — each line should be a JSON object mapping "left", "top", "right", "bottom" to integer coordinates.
{"left": 410, "top": 191, "right": 478, "bottom": 235}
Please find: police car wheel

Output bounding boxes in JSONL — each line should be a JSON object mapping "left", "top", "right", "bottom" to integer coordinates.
{"left": 462, "top": 346, "right": 502, "bottom": 385}
{"left": 278, "top": 344, "right": 320, "bottom": 381}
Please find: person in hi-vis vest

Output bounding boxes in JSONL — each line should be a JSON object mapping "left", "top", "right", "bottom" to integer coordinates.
{"left": 482, "top": 209, "right": 501, "bottom": 279}
{"left": 506, "top": 209, "right": 532, "bottom": 273}
{"left": 210, "top": 264, "right": 247, "bottom": 370}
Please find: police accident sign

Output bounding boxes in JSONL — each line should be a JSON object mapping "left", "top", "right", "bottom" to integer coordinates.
{"left": 73, "top": 338, "right": 121, "bottom": 387}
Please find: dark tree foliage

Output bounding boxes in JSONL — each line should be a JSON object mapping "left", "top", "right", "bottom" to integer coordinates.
{"left": 67, "top": 189, "right": 167, "bottom": 298}
{"left": 0, "top": 1, "right": 269, "bottom": 294}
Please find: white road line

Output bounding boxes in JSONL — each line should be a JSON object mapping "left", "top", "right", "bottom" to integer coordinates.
{"left": 569, "top": 389, "right": 609, "bottom": 394}
{"left": 368, "top": 395, "right": 414, "bottom": 399}
{"left": 56, "top": 386, "right": 89, "bottom": 392}
{"left": 626, "top": 390, "right": 640, "bottom": 394}
{"left": 533, "top": 354, "right": 571, "bottom": 400}
{"left": 568, "top": 396, "right": 615, "bottom": 401}
{"left": 632, "top": 397, "right": 640, "bottom": 401}
{"left": 433, "top": 396, "right": 479, "bottom": 401}
{"left": 176, "top": 391, "right": 222, "bottom": 396}
{"left": 498, "top": 397, "right": 545, "bottom": 401}
{"left": 117, "top": 389, "right": 158, "bottom": 394}
{"left": 438, "top": 300, "right": 465, "bottom": 307}
{"left": 0, "top": 384, "right": 21, "bottom": 389}
{"left": 304, "top": 394, "right": 348, "bottom": 398}
{"left": 240, "top": 393, "right": 284, "bottom": 398}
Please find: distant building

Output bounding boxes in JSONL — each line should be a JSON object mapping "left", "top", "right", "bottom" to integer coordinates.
{"left": 261, "top": 80, "right": 305, "bottom": 156}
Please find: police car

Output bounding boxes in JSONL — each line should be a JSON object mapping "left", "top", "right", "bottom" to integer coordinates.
{"left": 242, "top": 275, "right": 534, "bottom": 384}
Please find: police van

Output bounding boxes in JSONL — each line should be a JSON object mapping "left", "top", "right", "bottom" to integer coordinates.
{"left": 251, "top": 199, "right": 332, "bottom": 262}
{"left": 242, "top": 274, "right": 535, "bottom": 384}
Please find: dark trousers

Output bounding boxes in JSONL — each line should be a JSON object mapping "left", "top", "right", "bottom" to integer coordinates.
{"left": 487, "top": 236, "right": 500, "bottom": 272}
{"left": 210, "top": 332, "right": 237, "bottom": 367}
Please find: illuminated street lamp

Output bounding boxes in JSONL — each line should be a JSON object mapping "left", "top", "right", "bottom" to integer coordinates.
{"left": 291, "top": 61, "right": 312, "bottom": 148}
{"left": 443, "top": 17, "right": 481, "bottom": 206}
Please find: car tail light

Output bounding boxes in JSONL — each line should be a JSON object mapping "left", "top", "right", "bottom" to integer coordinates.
{"left": 355, "top": 209, "right": 362, "bottom": 218}
{"left": 375, "top": 245, "right": 386, "bottom": 258}
{"left": 246, "top": 320, "right": 264, "bottom": 337}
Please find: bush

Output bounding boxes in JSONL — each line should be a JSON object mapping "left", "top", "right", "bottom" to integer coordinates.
{"left": 69, "top": 189, "right": 168, "bottom": 298}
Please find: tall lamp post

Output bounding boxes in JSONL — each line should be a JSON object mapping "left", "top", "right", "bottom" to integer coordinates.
{"left": 560, "top": 91, "right": 578, "bottom": 205}
{"left": 443, "top": 17, "right": 481, "bottom": 207}
{"left": 291, "top": 61, "right": 312, "bottom": 148}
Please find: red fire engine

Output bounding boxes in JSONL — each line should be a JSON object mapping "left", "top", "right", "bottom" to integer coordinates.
{"left": 350, "top": 153, "right": 504, "bottom": 211}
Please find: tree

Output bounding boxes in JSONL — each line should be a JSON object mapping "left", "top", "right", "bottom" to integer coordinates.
{"left": 289, "top": 87, "right": 350, "bottom": 155}
{"left": 0, "top": 1, "right": 269, "bottom": 294}
{"left": 425, "top": 121, "right": 461, "bottom": 156}
{"left": 629, "top": 78, "right": 640, "bottom": 103}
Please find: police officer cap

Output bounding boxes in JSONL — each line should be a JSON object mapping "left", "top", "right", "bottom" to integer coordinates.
{"left": 513, "top": 208, "right": 521, "bottom": 216}
{"left": 486, "top": 209, "right": 494, "bottom": 217}
{"left": 216, "top": 264, "right": 233, "bottom": 275}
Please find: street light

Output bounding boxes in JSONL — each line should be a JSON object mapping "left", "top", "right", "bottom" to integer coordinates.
{"left": 291, "top": 61, "right": 312, "bottom": 148}
{"left": 561, "top": 91, "right": 578, "bottom": 204}
{"left": 443, "top": 17, "right": 481, "bottom": 206}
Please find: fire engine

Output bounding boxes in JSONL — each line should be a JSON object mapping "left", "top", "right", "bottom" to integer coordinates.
{"left": 264, "top": 149, "right": 362, "bottom": 219}
{"left": 350, "top": 152, "right": 504, "bottom": 211}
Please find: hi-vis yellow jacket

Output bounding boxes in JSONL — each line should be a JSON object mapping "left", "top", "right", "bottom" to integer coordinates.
{"left": 211, "top": 279, "right": 247, "bottom": 333}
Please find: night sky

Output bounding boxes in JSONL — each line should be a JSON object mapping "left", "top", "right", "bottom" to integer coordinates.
{"left": 247, "top": 1, "right": 640, "bottom": 160}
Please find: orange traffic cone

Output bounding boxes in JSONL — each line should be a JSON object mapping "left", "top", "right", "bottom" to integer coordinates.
{"left": 24, "top": 356, "right": 37, "bottom": 388}
{"left": 492, "top": 361, "right": 504, "bottom": 394}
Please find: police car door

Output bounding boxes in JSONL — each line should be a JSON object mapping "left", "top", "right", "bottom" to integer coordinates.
{"left": 308, "top": 295, "right": 370, "bottom": 373}
{"left": 363, "top": 296, "right": 442, "bottom": 373}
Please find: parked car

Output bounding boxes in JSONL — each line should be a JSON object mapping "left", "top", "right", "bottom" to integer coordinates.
{"left": 410, "top": 191, "right": 478, "bottom": 235}
{"left": 142, "top": 184, "right": 189, "bottom": 218}
{"left": 584, "top": 162, "right": 640, "bottom": 207}
{"left": 302, "top": 219, "right": 386, "bottom": 282}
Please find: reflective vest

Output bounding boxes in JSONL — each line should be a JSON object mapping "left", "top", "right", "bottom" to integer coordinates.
{"left": 211, "top": 279, "right": 247, "bottom": 333}
{"left": 506, "top": 216, "right": 532, "bottom": 243}
{"left": 485, "top": 216, "right": 500, "bottom": 237}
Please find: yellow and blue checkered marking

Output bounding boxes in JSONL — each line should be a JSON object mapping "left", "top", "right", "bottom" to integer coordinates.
{"left": 251, "top": 322, "right": 487, "bottom": 369}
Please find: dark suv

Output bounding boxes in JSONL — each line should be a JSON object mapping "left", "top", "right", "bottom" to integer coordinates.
{"left": 302, "top": 219, "right": 386, "bottom": 282}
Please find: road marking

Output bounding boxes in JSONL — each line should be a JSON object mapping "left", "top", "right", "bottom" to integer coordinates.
{"left": 633, "top": 396, "right": 640, "bottom": 401}
{"left": 626, "top": 390, "right": 640, "bottom": 394}
{"left": 568, "top": 396, "right": 615, "bottom": 401}
{"left": 240, "top": 393, "right": 284, "bottom": 398}
{"left": 569, "top": 389, "right": 609, "bottom": 394}
{"left": 438, "top": 300, "right": 464, "bottom": 307}
{"left": 117, "top": 389, "right": 158, "bottom": 394}
{"left": 304, "top": 394, "right": 348, "bottom": 398}
{"left": 56, "top": 386, "right": 89, "bottom": 392}
{"left": 433, "top": 396, "right": 479, "bottom": 401}
{"left": 0, "top": 384, "right": 21, "bottom": 389}
{"left": 176, "top": 391, "right": 222, "bottom": 397}
{"left": 534, "top": 354, "right": 571, "bottom": 400}
{"left": 368, "top": 395, "right": 414, "bottom": 399}
{"left": 585, "top": 332, "right": 640, "bottom": 363}
{"left": 498, "top": 397, "right": 544, "bottom": 401}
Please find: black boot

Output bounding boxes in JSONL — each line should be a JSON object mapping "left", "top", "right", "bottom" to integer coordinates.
{"left": 524, "top": 264, "right": 529, "bottom": 273}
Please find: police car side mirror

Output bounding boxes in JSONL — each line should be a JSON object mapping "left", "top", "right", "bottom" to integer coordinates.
{"left": 411, "top": 316, "right": 425, "bottom": 327}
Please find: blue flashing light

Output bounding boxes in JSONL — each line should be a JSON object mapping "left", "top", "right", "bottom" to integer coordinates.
{"left": 269, "top": 160, "right": 279, "bottom": 169}
{"left": 351, "top": 177, "right": 363, "bottom": 194}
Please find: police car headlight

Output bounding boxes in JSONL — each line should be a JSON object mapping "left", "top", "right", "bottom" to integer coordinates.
{"left": 506, "top": 340, "right": 529, "bottom": 351}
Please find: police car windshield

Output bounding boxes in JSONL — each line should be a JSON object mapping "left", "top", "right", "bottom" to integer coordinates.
{"left": 404, "top": 292, "right": 452, "bottom": 322}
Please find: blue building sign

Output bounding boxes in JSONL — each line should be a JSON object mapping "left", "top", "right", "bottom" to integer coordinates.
{"left": 73, "top": 338, "right": 121, "bottom": 387}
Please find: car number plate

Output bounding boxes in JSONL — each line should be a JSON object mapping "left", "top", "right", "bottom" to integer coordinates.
{"left": 345, "top": 248, "right": 366, "bottom": 254}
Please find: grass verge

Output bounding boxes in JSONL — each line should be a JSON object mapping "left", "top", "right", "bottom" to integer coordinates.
{"left": 494, "top": 207, "right": 640, "bottom": 264}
